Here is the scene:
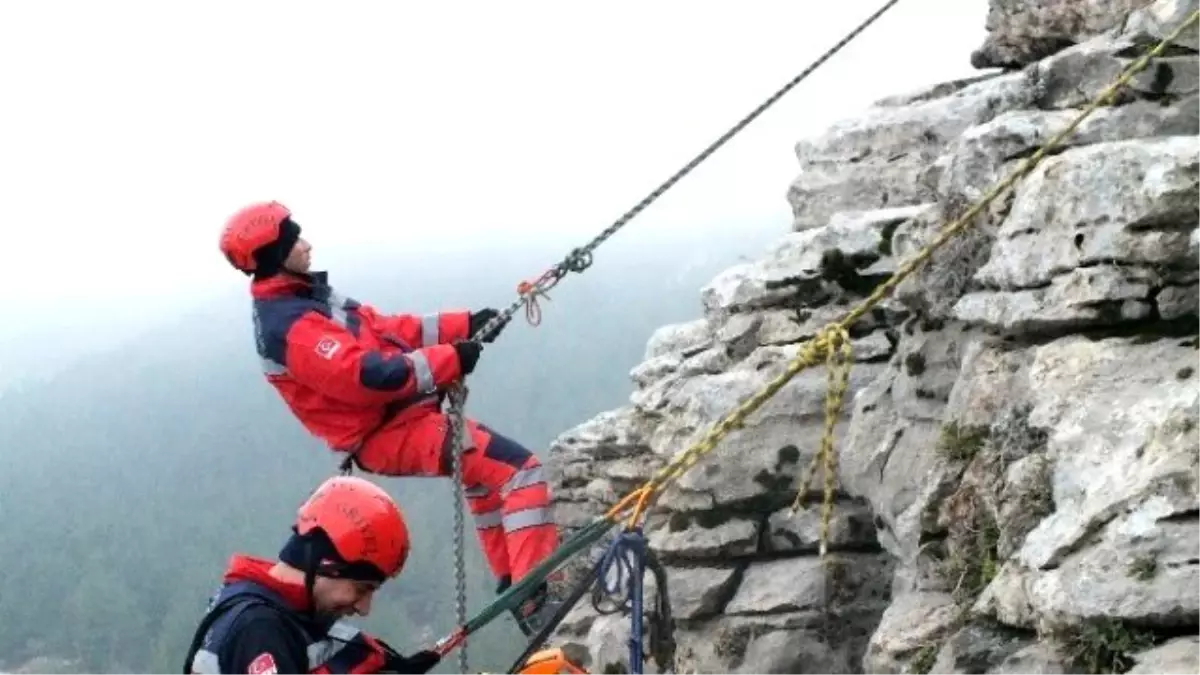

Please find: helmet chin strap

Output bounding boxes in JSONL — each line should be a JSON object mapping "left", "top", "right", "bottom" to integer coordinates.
{"left": 282, "top": 527, "right": 390, "bottom": 623}
{"left": 300, "top": 536, "right": 358, "bottom": 623}
{"left": 303, "top": 538, "right": 320, "bottom": 622}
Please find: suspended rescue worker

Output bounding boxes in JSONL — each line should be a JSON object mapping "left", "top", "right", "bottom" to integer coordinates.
{"left": 184, "top": 475, "right": 442, "bottom": 674}
{"left": 218, "top": 201, "right": 559, "bottom": 633}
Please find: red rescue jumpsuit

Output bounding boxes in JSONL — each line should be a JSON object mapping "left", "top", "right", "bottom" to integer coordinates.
{"left": 249, "top": 271, "right": 558, "bottom": 583}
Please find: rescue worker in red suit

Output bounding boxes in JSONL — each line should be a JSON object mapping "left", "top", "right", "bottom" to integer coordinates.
{"left": 218, "top": 201, "right": 559, "bottom": 634}
{"left": 184, "top": 476, "right": 442, "bottom": 674}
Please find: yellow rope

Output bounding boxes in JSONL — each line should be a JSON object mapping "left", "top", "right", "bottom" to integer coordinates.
{"left": 788, "top": 325, "right": 854, "bottom": 555}
{"left": 606, "top": 11, "right": 1200, "bottom": 549}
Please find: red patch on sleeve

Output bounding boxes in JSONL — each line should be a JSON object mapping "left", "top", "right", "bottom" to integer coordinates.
{"left": 315, "top": 336, "right": 341, "bottom": 360}
{"left": 247, "top": 652, "right": 278, "bottom": 675}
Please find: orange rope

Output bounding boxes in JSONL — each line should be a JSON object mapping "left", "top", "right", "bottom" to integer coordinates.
{"left": 516, "top": 269, "right": 559, "bottom": 326}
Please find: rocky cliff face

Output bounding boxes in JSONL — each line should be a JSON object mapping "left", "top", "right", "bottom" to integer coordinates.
{"left": 544, "top": 1, "right": 1199, "bottom": 673}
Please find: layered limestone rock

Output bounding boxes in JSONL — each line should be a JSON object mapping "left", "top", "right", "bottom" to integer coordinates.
{"left": 971, "top": 0, "right": 1154, "bottom": 68}
{"left": 547, "top": 208, "right": 904, "bottom": 674}
{"left": 544, "top": 1, "right": 1199, "bottom": 673}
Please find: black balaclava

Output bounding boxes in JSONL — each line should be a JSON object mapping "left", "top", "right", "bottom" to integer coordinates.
{"left": 252, "top": 218, "right": 302, "bottom": 280}
{"left": 278, "top": 528, "right": 386, "bottom": 621}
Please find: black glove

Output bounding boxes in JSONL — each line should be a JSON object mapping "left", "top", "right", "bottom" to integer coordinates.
{"left": 383, "top": 649, "right": 441, "bottom": 674}
{"left": 453, "top": 340, "right": 482, "bottom": 375}
{"left": 468, "top": 308, "right": 509, "bottom": 343}
{"left": 376, "top": 636, "right": 442, "bottom": 674}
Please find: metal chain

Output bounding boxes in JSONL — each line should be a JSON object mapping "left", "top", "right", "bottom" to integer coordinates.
{"left": 446, "top": 385, "right": 470, "bottom": 674}
{"left": 464, "top": 0, "right": 907, "bottom": 347}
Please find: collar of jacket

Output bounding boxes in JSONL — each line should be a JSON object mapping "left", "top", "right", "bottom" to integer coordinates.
{"left": 250, "top": 270, "right": 331, "bottom": 300}
{"left": 221, "top": 554, "right": 337, "bottom": 633}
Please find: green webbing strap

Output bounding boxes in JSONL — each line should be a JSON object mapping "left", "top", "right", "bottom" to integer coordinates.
{"left": 468, "top": 518, "right": 614, "bottom": 632}
{"left": 432, "top": 517, "right": 616, "bottom": 657}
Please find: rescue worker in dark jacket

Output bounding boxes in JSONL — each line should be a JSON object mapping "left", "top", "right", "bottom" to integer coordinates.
{"left": 218, "top": 201, "right": 559, "bottom": 633}
{"left": 184, "top": 476, "right": 441, "bottom": 674}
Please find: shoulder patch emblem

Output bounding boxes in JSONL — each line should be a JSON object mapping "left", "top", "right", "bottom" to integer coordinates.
{"left": 315, "top": 337, "right": 342, "bottom": 360}
{"left": 247, "top": 652, "right": 278, "bottom": 675}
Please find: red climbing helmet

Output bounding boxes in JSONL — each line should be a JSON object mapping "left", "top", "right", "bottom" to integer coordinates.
{"left": 295, "top": 476, "right": 411, "bottom": 580}
{"left": 218, "top": 201, "right": 295, "bottom": 275}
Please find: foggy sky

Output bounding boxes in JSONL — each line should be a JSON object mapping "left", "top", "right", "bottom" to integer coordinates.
{"left": 0, "top": 0, "right": 991, "bottom": 376}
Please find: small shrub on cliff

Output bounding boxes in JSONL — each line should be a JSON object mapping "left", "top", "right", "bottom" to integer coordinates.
{"left": 944, "top": 517, "right": 1000, "bottom": 602}
{"left": 937, "top": 422, "right": 989, "bottom": 462}
{"left": 908, "top": 644, "right": 938, "bottom": 674}
{"left": 1050, "top": 617, "right": 1155, "bottom": 674}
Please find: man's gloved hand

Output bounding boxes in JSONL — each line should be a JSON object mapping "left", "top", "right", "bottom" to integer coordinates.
{"left": 376, "top": 636, "right": 442, "bottom": 674}
{"left": 383, "top": 649, "right": 441, "bottom": 674}
{"left": 453, "top": 340, "right": 482, "bottom": 375}
{"left": 495, "top": 574, "right": 512, "bottom": 594}
{"left": 468, "top": 308, "right": 509, "bottom": 343}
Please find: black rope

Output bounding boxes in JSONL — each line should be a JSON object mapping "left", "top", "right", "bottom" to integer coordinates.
{"left": 466, "top": 0, "right": 909, "bottom": 346}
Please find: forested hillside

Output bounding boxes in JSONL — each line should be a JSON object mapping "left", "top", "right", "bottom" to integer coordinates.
{"left": 0, "top": 224, "right": 778, "bottom": 673}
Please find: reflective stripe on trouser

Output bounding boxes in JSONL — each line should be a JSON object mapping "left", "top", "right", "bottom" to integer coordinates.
{"left": 352, "top": 411, "right": 559, "bottom": 583}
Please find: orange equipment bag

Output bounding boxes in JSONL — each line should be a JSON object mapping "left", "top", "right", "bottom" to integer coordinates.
{"left": 515, "top": 647, "right": 588, "bottom": 674}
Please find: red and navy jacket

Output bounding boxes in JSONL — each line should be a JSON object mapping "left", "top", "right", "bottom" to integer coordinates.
{"left": 184, "top": 555, "right": 390, "bottom": 674}
{"left": 251, "top": 271, "right": 470, "bottom": 451}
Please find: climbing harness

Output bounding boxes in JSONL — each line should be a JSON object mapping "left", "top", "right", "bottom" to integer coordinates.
{"left": 424, "top": 9, "right": 1200, "bottom": 668}
{"left": 434, "top": 1, "right": 907, "bottom": 669}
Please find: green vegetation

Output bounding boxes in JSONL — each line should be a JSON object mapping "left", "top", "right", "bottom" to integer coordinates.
{"left": 936, "top": 422, "right": 990, "bottom": 462}
{"left": 1050, "top": 618, "right": 1156, "bottom": 674}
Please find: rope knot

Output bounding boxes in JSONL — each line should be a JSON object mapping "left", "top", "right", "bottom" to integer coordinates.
{"left": 815, "top": 323, "right": 851, "bottom": 356}
{"left": 516, "top": 272, "right": 556, "bottom": 326}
